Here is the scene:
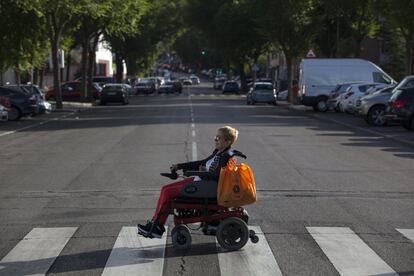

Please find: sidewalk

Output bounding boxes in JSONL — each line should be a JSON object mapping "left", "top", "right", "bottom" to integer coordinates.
{"left": 50, "top": 101, "right": 95, "bottom": 113}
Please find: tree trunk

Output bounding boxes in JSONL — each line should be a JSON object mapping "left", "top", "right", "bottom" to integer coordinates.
{"left": 66, "top": 50, "right": 72, "bottom": 81}
{"left": 39, "top": 68, "right": 44, "bottom": 89}
{"left": 405, "top": 36, "right": 413, "bottom": 75}
{"left": 286, "top": 56, "right": 294, "bottom": 103}
{"left": 87, "top": 35, "right": 99, "bottom": 102}
{"left": 48, "top": 12, "right": 63, "bottom": 109}
{"left": 80, "top": 38, "right": 89, "bottom": 102}
{"left": 15, "top": 70, "right": 21, "bottom": 85}
{"left": 238, "top": 63, "right": 247, "bottom": 93}
{"left": 115, "top": 51, "right": 123, "bottom": 83}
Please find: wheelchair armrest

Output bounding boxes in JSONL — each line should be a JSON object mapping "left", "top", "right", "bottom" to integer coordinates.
{"left": 183, "top": 171, "right": 212, "bottom": 178}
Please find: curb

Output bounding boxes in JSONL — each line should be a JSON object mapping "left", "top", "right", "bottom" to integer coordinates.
{"left": 280, "top": 102, "right": 414, "bottom": 148}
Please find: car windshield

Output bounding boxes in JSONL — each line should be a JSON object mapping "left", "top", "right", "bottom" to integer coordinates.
{"left": 103, "top": 86, "right": 122, "bottom": 91}
{"left": 255, "top": 84, "right": 273, "bottom": 90}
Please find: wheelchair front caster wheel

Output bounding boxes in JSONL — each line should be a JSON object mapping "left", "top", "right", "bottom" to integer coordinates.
{"left": 250, "top": 235, "right": 259, "bottom": 243}
{"left": 216, "top": 217, "right": 249, "bottom": 251}
{"left": 172, "top": 224, "right": 192, "bottom": 250}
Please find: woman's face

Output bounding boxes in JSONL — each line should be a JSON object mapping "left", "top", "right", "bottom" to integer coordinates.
{"left": 214, "top": 131, "right": 231, "bottom": 151}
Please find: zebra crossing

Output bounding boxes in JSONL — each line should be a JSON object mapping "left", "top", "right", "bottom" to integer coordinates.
{"left": 0, "top": 225, "right": 413, "bottom": 276}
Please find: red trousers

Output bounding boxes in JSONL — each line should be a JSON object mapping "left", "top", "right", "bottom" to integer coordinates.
{"left": 152, "top": 177, "right": 194, "bottom": 225}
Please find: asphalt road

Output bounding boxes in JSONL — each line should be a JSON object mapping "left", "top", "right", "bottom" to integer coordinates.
{"left": 0, "top": 81, "right": 413, "bottom": 276}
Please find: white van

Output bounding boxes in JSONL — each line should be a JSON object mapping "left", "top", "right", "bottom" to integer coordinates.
{"left": 298, "top": 59, "right": 396, "bottom": 111}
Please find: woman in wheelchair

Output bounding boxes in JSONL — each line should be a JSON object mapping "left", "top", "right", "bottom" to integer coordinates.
{"left": 138, "top": 126, "right": 239, "bottom": 238}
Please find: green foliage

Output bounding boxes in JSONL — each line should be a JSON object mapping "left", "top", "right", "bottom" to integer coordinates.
{"left": 0, "top": 0, "right": 48, "bottom": 72}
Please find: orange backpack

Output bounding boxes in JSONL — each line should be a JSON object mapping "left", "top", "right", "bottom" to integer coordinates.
{"left": 217, "top": 158, "right": 257, "bottom": 207}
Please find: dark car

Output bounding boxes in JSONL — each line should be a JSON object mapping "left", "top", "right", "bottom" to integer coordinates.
{"left": 0, "top": 86, "right": 39, "bottom": 120}
{"left": 222, "top": 81, "right": 240, "bottom": 94}
{"left": 45, "top": 82, "right": 101, "bottom": 101}
{"left": 135, "top": 81, "right": 156, "bottom": 94}
{"left": 159, "top": 81, "right": 182, "bottom": 94}
{"left": 100, "top": 84, "right": 129, "bottom": 105}
{"left": 5, "top": 84, "right": 52, "bottom": 114}
{"left": 384, "top": 87, "right": 414, "bottom": 130}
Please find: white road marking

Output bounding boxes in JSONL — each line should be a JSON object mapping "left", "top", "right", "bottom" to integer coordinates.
{"left": 192, "top": 141, "right": 198, "bottom": 161}
{"left": 191, "top": 123, "right": 195, "bottom": 128}
{"left": 102, "top": 226, "right": 167, "bottom": 276}
{"left": 397, "top": 228, "right": 414, "bottom": 243}
{"left": 191, "top": 130, "right": 196, "bottom": 137}
{"left": 216, "top": 226, "right": 283, "bottom": 276}
{"left": 0, "top": 227, "right": 77, "bottom": 276}
{"left": 307, "top": 227, "right": 398, "bottom": 276}
{"left": 0, "top": 113, "right": 74, "bottom": 138}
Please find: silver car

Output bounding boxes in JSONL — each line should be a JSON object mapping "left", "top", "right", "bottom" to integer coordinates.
{"left": 357, "top": 86, "right": 395, "bottom": 126}
{"left": 246, "top": 82, "right": 277, "bottom": 105}
{"left": 0, "top": 104, "right": 8, "bottom": 121}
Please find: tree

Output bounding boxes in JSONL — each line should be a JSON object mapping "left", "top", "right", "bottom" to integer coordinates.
{"left": 0, "top": 0, "right": 48, "bottom": 85}
{"left": 17, "top": 0, "right": 88, "bottom": 108}
{"left": 108, "top": 0, "right": 184, "bottom": 78}
{"left": 383, "top": 0, "right": 414, "bottom": 75}
{"left": 184, "top": 0, "right": 267, "bottom": 92}
{"left": 256, "top": 0, "right": 316, "bottom": 103}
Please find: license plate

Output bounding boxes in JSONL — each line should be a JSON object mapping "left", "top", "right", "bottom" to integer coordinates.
{"left": 107, "top": 92, "right": 116, "bottom": 96}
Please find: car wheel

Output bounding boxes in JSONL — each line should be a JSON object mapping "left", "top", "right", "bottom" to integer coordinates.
{"left": 314, "top": 97, "right": 328, "bottom": 112}
{"left": 8, "top": 106, "right": 22, "bottom": 121}
{"left": 367, "top": 105, "right": 387, "bottom": 126}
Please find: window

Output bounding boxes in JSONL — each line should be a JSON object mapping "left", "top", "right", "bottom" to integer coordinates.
{"left": 373, "top": 72, "right": 392, "bottom": 84}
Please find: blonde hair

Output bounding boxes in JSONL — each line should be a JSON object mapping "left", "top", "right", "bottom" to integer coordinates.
{"left": 218, "top": 126, "right": 239, "bottom": 145}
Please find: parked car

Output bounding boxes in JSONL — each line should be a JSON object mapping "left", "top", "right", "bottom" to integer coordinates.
{"left": 100, "top": 84, "right": 129, "bottom": 105}
{"left": 0, "top": 104, "right": 8, "bottom": 121}
{"left": 246, "top": 82, "right": 277, "bottom": 105}
{"left": 46, "top": 82, "right": 101, "bottom": 101}
{"left": 277, "top": 90, "right": 288, "bottom": 101}
{"left": 222, "top": 81, "right": 240, "bottom": 94}
{"left": 356, "top": 85, "right": 396, "bottom": 126}
{"left": 384, "top": 87, "right": 414, "bottom": 130}
{"left": 0, "top": 86, "right": 39, "bottom": 120}
{"left": 135, "top": 80, "right": 156, "bottom": 94}
{"left": 327, "top": 82, "right": 365, "bottom": 112}
{"left": 337, "top": 83, "right": 385, "bottom": 113}
{"left": 345, "top": 83, "right": 388, "bottom": 114}
{"left": 298, "top": 58, "right": 396, "bottom": 112}
{"left": 6, "top": 84, "right": 52, "bottom": 114}
{"left": 189, "top": 75, "right": 200, "bottom": 85}
{"left": 76, "top": 76, "right": 114, "bottom": 87}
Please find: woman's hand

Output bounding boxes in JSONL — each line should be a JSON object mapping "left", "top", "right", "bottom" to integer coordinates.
{"left": 170, "top": 164, "right": 178, "bottom": 172}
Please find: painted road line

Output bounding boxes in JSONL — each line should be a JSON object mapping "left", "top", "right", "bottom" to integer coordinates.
{"left": 192, "top": 141, "right": 198, "bottom": 161}
{"left": 191, "top": 123, "right": 195, "bottom": 128}
{"left": 217, "top": 226, "right": 283, "bottom": 276}
{"left": 396, "top": 229, "right": 414, "bottom": 243}
{"left": 102, "top": 226, "right": 168, "bottom": 276}
{"left": 0, "top": 112, "right": 75, "bottom": 138}
{"left": 307, "top": 227, "right": 398, "bottom": 276}
{"left": 191, "top": 130, "right": 196, "bottom": 137}
{"left": 0, "top": 227, "right": 77, "bottom": 276}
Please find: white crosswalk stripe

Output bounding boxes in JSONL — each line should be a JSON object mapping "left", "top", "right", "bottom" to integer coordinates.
{"left": 216, "top": 226, "right": 283, "bottom": 276}
{"left": 307, "top": 227, "right": 398, "bottom": 276}
{"left": 397, "top": 228, "right": 414, "bottom": 243}
{"left": 101, "top": 226, "right": 168, "bottom": 276}
{"left": 0, "top": 225, "right": 412, "bottom": 275}
{"left": 0, "top": 227, "right": 77, "bottom": 276}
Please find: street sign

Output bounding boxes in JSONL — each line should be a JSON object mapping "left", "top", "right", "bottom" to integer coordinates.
{"left": 252, "top": 64, "right": 259, "bottom": 72}
{"left": 306, "top": 49, "right": 316, "bottom": 58}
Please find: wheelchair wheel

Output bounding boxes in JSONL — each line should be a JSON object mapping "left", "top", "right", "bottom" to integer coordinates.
{"left": 171, "top": 224, "right": 192, "bottom": 250}
{"left": 216, "top": 217, "right": 249, "bottom": 251}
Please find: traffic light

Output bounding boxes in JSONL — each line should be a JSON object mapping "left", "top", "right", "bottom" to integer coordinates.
{"left": 201, "top": 50, "right": 206, "bottom": 56}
